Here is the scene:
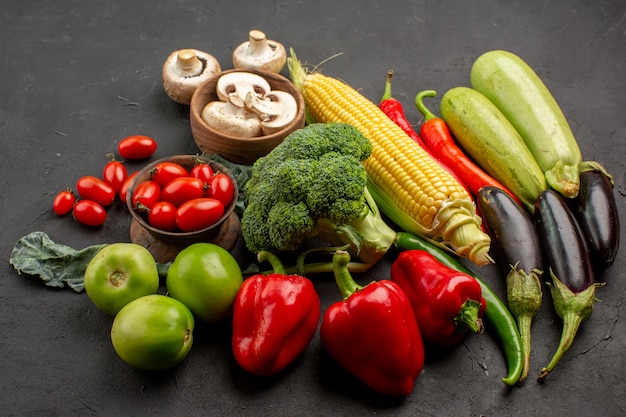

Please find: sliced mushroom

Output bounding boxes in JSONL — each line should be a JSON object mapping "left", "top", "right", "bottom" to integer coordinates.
{"left": 201, "top": 97, "right": 263, "bottom": 138}
{"left": 246, "top": 90, "right": 298, "bottom": 135}
{"left": 232, "top": 30, "right": 287, "bottom": 74}
{"left": 215, "top": 72, "right": 271, "bottom": 108}
{"left": 162, "top": 49, "right": 221, "bottom": 105}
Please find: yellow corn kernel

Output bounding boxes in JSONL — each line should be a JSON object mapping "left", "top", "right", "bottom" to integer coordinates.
{"left": 289, "top": 53, "right": 492, "bottom": 266}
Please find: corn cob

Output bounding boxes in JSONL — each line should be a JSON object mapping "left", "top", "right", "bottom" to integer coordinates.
{"left": 288, "top": 51, "right": 492, "bottom": 266}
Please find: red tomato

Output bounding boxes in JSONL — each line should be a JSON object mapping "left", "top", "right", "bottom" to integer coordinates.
{"left": 207, "top": 173, "right": 235, "bottom": 207}
{"left": 118, "top": 135, "right": 157, "bottom": 160}
{"left": 148, "top": 201, "right": 178, "bottom": 231}
{"left": 73, "top": 200, "right": 107, "bottom": 226}
{"left": 52, "top": 188, "right": 76, "bottom": 216}
{"left": 102, "top": 159, "right": 128, "bottom": 193}
{"left": 76, "top": 176, "right": 116, "bottom": 207}
{"left": 176, "top": 198, "right": 224, "bottom": 232}
{"left": 132, "top": 180, "right": 161, "bottom": 211}
{"left": 150, "top": 162, "right": 189, "bottom": 188}
{"left": 120, "top": 171, "right": 138, "bottom": 204}
{"left": 161, "top": 177, "right": 206, "bottom": 207}
{"left": 190, "top": 163, "right": 214, "bottom": 184}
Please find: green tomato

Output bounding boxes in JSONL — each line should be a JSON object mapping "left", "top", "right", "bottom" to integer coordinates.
{"left": 84, "top": 243, "right": 159, "bottom": 315}
{"left": 111, "top": 294, "right": 194, "bottom": 371}
{"left": 166, "top": 242, "right": 243, "bottom": 322}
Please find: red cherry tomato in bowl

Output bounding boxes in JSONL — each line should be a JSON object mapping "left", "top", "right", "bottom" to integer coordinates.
{"left": 103, "top": 159, "right": 128, "bottom": 193}
{"left": 73, "top": 200, "right": 107, "bottom": 226}
{"left": 176, "top": 198, "right": 224, "bottom": 232}
{"left": 161, "top": 177, "right": 207, "bottom": 207}
{"left": 148, "top": 201, "right": 178, "bottom": 232}
{"left": 191, "top": 163, "right": 214, "bottom": 184}
{"left": 207, "top": 173, "right": 235, "bottom": 207}
{"left": 150, "top": 162, "right": 189, "bottom": 188}
{"left": 131, "top": 180, "right": 161, "bottom": 211}
{"left": 120, "top": 171, "right": 138, "bottom": 204}
{"left": 76, "top": 176, "right": 116, "bottom": 207}
{"left": 53, "top": 188, "right": 76, "bottom": 216}
{"left": 118, "top": 135, "right": 157, "bottom": 160}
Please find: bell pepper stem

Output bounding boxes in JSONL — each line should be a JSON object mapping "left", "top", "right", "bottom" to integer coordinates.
{"left": 415, "top": 90, "right": 438, "bottom": 122}
{"left": 455, "top": 299, "right": 484, "bottom": 334}
{"left": 333, "top": 250, "right": 364, "bottom": 300}
{"left": 257, "top": 251, "right": 287, "bottom": 275}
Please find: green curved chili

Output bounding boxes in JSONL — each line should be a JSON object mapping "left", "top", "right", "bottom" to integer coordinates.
{"left": 394, "top": 231, "right": 524, "bottom": 386}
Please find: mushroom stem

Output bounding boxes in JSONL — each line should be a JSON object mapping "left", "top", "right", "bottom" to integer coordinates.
{"left": 176, "top": 49, "right": 203, "bottom": 76}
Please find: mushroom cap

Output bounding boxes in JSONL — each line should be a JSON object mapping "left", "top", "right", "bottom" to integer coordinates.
{"left": 215, "top": 71, "right": 272, "bottom": 104}
{"left": 201, "top": 100, "right": 263, "bottom": 138}
{"left": 232, "top": 30, "right": 287, "bottom": 73}
{"left": 162, "top": 49, "right": 221, "bottom": 105}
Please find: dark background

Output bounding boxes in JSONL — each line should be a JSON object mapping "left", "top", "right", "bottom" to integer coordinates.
{"left": 2, "top": 1, "right": 625, "bottom": 416}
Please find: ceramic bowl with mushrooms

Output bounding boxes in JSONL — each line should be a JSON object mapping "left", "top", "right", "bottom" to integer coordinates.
{"left": 190, "top": 68, "right": 305, "bottom": 165}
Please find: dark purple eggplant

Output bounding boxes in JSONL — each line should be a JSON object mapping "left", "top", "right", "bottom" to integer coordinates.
{"left": 477, "top": 186, "right": 543, "bottom": 385}
{"left": 569, "top": 169, "right": 620, "bottom": 270}
{"left": 534, "top": 189, "right": 604, "bottom": 383}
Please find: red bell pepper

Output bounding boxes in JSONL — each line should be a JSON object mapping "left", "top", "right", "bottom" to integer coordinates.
{"left": 414, "top": 89, "right": 522, "bottom": 206}
{"left": 232, "top": 251, "right": 321, "bottom": 376}
{"left": 390, "top": 249, "right": 487, "bottom": 346}
{"left": 320, "top": 251, "right": 424, "bottom": 396}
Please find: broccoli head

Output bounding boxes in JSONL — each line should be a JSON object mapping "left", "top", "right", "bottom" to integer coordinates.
{"left": 241, "top": 122, "right": 396, "bottom": 264}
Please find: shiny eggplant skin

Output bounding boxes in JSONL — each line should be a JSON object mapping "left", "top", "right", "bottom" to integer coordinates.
{"left": 478, "top": 186, "right": 543, "bottom": 275}
{"left": 569, "top": 170, "right": 620, "bottom": 269}
{"left": 534, "top": 190, "right": 595, "bottom": 293}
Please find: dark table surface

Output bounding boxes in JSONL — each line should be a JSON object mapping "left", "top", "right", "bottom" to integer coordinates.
{"left": 2, "top": 1, "right": 625, "bottom": 416}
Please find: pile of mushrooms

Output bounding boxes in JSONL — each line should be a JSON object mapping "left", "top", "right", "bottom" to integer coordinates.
{"left": 201, "top": 72, "right": 298, "bottom": 138}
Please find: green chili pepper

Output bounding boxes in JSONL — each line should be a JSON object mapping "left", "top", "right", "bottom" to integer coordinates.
{"left": 395, "top": 231, "right": 524, "bottom": 386}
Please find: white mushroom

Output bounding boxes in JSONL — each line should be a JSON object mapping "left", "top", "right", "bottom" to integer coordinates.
{"left": 162, "top": 49, "right": 221, "bottom": 105}
{"left": 232, "top": 30, "right": 287, "bottom": 74}
{"left": 201, "top": 97, "right": 263, "bottom": 138}
{"left": 246, "top": 90, "right": 298, "bottom": 135}
{"left": 215, "top": 72, "right": 271, "bottom": 107}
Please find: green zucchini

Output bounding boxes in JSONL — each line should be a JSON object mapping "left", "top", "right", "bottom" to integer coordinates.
{"left": 440, "top": 86, "right": 547, "bottom": 212}
{"left": 470, "top": 50, "right": 582, "bottom": 198}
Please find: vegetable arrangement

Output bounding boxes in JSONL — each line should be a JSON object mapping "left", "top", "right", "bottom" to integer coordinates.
{"left": 8, "top": 37, "right": 621, "bottom": 400}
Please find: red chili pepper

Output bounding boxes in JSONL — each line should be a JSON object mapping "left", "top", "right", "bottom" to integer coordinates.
{"left": 390, "top": 249, "right": 487, "bottom": 346}
{"left": 320, "top": 251, "right": 424, "bottom": 396}
{"left": 379, "top": 70, "right": 426, "bottom": 147}
{"left": 232, "top": 251, "right": 321, "bottom": 376}
{"left": 415, "top": 90, "right": 523, "bottom": 206}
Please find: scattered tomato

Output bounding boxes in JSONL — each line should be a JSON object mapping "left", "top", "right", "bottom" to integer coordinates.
{"left": 118, "top": 135, "right": 157, "bottom": 160}
{"left": 84, "top": 243, "right": 160, "bottom": 315}
{"left": 76, "top": 175, "right": 116, "bottom": 207}
{"left": 52, "top": 188, "right": 76, "bottom": 216}
{"left": 207, "top": 173, "right": 235, "bottom": 207}
{"left": 176, "top": 198, "right": 224, "bottom": 232}
{"left": 132, "top": 180, "right": 161, "bottom": 211}
{"left": 73, "top": 199, "right": 107, "bottom": 226}
{"left": 150, "top": 162, "right": 189, "bottom": 188}
{"left": 102, "top": 158, "right": 128, "bottom": 193}
{"left": 191, "top": 163, "right": 214, "bottom": 184}
{"left": 148, "top": 200, "right": 178, "bottom": 231}
{"left": 119, "top": 171, "right": 138, "bottom": 204}
{"left": 111, "top": 294, "right": 194, "bottom": 371}
{"left": 161, "top": 177, "right": 207, "bottom": 207}
{"left": 166, "top": 243, "right": 243, "bottom": 322}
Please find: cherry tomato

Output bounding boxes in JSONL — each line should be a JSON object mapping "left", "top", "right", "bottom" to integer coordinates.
{"left": 52, "top": 188, "right": 76, "bottom": 216}
{"left": 150, "top": 162, "right": 189, "bottom": 188}
{"left": 76, "top": 175, "right": 116, "bottom": 207}
{"left": 73, "top": 199, "right": 107, "bottom": 227}
{"left": 102, "top": 158, "right": 128, "bottom": 193}
{"left": 161, "top": 177, "right": 207, "bottom": 207}
{"left": 132, "top": 180, "right": 161, "bottom": 211}
{"left": 190, "top": 163, "right": 214, "bottom": 184}
{"left": 176, "top": 198, "right": 224, "bottom": 232}
{"left": 118, "top": 135, "right": 157, "bottom": 160}
{"left": 148, "top": 201, "right": 178, "bottom": 231}
{"left": 120, "top": 171, "right": 138, "bottom": 204}
{"left": 207, "top": 173, "right": 235, "bottom": 207}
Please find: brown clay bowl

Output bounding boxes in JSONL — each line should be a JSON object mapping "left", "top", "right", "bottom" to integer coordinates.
{"left": 126, "top": 155, "right": 238, "bottom": 247}
{"left": 189, "top": 68, "right": 305, "bottom": 165}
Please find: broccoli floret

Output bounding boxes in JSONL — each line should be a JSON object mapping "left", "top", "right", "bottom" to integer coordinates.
{"left": 241, "top": 122, "right": 396, "bottom": 265}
